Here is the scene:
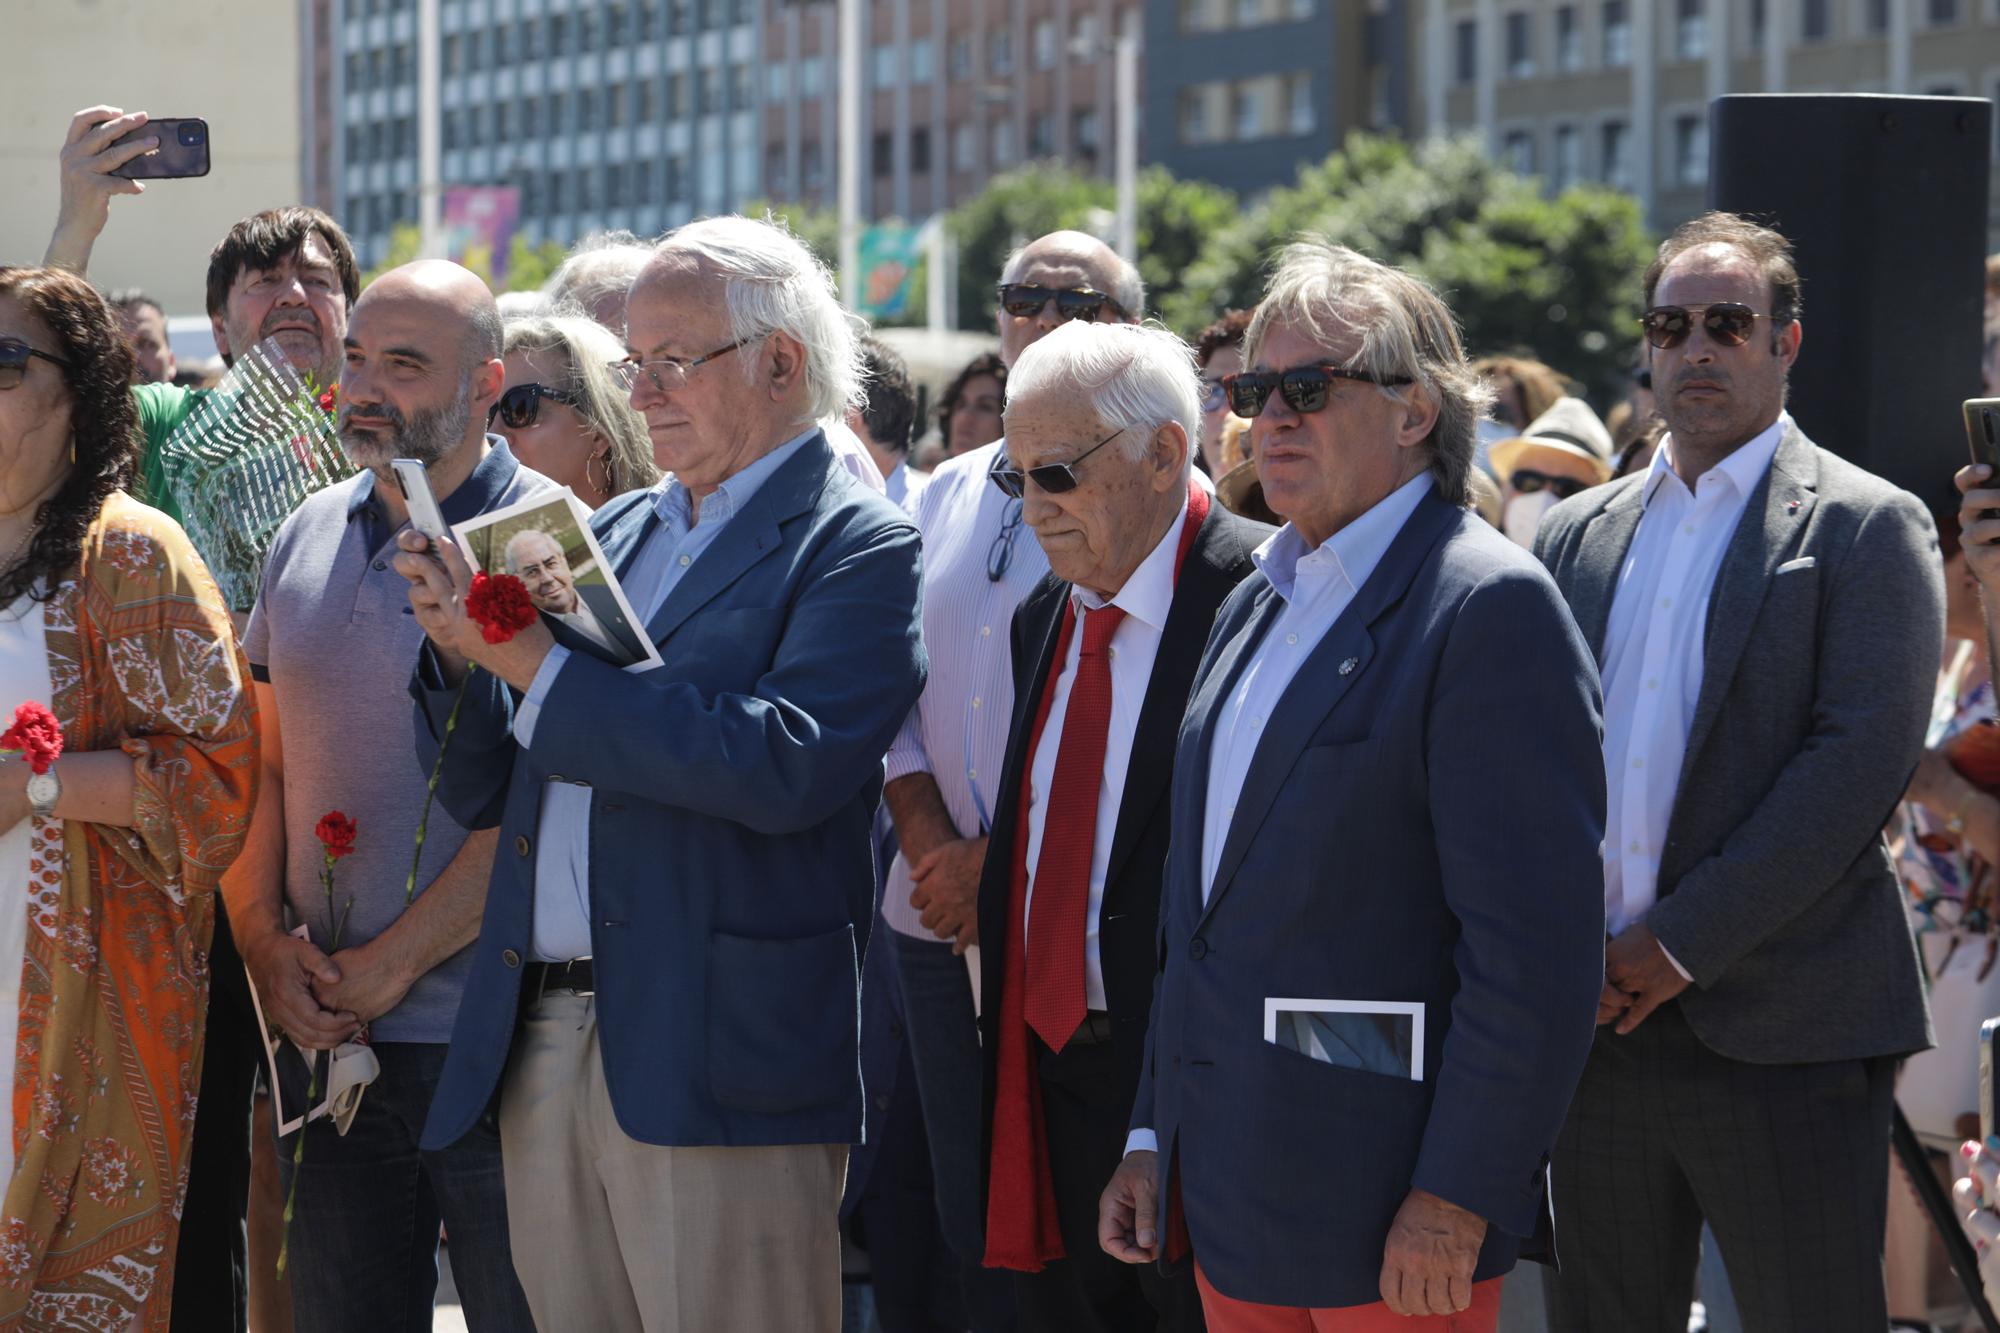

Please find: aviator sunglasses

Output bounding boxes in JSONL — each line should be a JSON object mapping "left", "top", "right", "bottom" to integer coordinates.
{"left": 1639, "top": 302, "right": 1775, "bottom": 351}
{"left": 996, "top": 283, "right": 1127, "bottom": 324}
{"left": 0, "top": 339, "right": 73, "bottom": 391}
{"left": 987, "top": 426, "right": 1127, "bottom": 499}
{"left": 488, "top": 383, "right": 582, "bottom": 429}
{"left": 1223, "top": 364, "right": 1413, "bottom": 418}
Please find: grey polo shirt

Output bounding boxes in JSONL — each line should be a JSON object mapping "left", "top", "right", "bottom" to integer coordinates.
{"left": 244, "top": 438, "right": 552, "bottom": 1044}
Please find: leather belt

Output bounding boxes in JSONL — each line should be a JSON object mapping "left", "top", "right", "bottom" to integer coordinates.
{"left": 525, "top": 957, "right": 594, "bottom": 998}
{"left": 1066, "top": 1010, "right": 1115, "bottom": 1047}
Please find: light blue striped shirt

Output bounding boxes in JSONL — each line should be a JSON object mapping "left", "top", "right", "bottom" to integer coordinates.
{"left": 513, "top": 428, "right": 817, "bottom": 961}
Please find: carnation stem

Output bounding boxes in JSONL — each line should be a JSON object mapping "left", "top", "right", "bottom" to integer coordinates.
{"left": 405, "top": 674, "right": 470, "bottom": 905}
{"left": 275, "top": 1052, "right": 322, "bottom": 1279}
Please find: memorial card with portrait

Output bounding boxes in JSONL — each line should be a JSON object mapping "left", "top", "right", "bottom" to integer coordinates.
{"left": 452, "top": 489, "right": 663, "bottom": 672}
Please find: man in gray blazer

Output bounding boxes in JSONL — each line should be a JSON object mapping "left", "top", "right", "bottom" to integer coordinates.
{"left": 1535, "top": 211, "right": 1942, "bottom": 1333}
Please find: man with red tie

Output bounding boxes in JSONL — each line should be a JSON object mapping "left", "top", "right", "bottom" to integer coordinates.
{"left": 975, "top": 320, "right": 1271, "bottom": 1330}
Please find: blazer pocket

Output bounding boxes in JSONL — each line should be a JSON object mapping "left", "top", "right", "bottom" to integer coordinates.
{"left": 707, "top": 925, "right": 858, "bottom": 1115}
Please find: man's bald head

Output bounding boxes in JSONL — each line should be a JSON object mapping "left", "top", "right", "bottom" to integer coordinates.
{"left": 996, "top": 230, "right": 1144, "bottom": 367}
{"left": 360, "top": 259, "right": 503, "bottom": 371}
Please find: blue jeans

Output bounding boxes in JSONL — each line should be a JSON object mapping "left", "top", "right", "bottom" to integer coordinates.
{"left": 273, "top": 1041, "right": 533, "bottom": 1333}
{"left": 892, "top": 929, "right": 1017, "bottom": 1333}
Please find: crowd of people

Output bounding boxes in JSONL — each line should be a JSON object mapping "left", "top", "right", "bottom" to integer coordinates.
{"left": 0, "top": 100, "right": 1992, "bottom": 1333}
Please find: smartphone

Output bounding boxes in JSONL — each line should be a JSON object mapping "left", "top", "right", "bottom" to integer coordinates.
{"left": 1969, "top": 399, "right": 2000, "bottom": 473}
{"left": 390, "top": 459, "right": 451, "bottom": 546}
{"left": 1983, "top": 1017, "right": 1999, "bottom": 1144}
{"left": 108, "top": 117, "right": 210, "bottom": 180}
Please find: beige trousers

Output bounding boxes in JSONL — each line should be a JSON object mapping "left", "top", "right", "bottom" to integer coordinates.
{"left": 498, "top": 991, "right": 848, "bottom": 1333}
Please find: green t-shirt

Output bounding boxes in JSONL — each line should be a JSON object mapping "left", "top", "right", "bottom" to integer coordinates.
{"left": 131, "top": 381, "right": 207, "bottom": 527}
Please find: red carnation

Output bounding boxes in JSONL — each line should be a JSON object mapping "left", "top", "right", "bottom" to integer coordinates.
{"left": 317, "top": 385, "right": 338, "bottom": 413}
{"left": 314, "top": 811, "right": 358, "bottom": 860}
{"left": 465, "top": 571, "right": 538, "bottom": 645}
{"left": 1, "top": 702, "right": 63, "bottom": 776}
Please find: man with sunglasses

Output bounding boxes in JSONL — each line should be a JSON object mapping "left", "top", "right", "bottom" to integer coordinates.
{"left": 1487, "top": 396, "right": 1613, "bottom": 548}
{"left": 973, "top": 320, "right": 1268, "bottom": 1333}
{"left": 874, "top": 227, "right": 1148, "bottom": 1331}
{"left": 1533, "top": 212, "right": 1941, "bottom": 1333}
{"left": 1098, "top": 240, "right": 1604, "bottom": 1333}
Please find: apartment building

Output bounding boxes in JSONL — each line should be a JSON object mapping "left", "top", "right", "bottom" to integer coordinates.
{"left": 1420, "top": 0, "right": 2000, "bottom": 227}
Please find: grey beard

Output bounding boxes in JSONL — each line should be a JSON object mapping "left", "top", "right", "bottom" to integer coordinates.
{"left": 338, "top": 378, "right": 473, "bottom": 469}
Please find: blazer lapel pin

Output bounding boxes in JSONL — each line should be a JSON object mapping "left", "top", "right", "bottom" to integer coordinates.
{"left": 1339, "top": 657, "right": 1358, "bottom": 676}
{"left": 1786, "top": 499, "right": 1801, "bottom": 514}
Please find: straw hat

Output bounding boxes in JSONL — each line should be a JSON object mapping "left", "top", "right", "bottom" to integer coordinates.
{"left": 1487, "top": 397, "right": 1615, "bottom": 487}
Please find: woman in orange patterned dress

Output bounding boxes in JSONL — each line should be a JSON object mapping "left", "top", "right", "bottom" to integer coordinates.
{"left": 0, "top": 267, "right": 257, "bottom": 1329}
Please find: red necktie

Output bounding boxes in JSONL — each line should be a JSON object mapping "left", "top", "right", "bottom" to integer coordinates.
{"left": 1023, "top": 602, "right": 1128, "bottom": 1051}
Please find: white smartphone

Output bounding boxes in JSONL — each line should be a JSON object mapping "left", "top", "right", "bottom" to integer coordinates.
{"left": 390, "top": 458, "right": 450, "bottom": 546}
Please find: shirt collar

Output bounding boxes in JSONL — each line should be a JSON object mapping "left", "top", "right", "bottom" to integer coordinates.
{"left": 1253, "top": 471, "right": 1433, "bottom": 604}
{"left": 651, "top": 426, "right": 819, "bottom": 528}
{"left": 1069, "top": 492, "right": 1191, "bottom": 632}
{"left": 1643, "top": 413, "right": 1788, "bottom": 509}
{"left": 347, "top": 434, "right": 523, "bottom": 522}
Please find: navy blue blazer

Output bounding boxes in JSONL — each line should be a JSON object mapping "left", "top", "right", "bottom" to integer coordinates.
{"left": 414, "top": 433, "right": 926, "bottom": 1152}
{"left": 1133, "top": 488, "right": 1606, "bottom": 1308}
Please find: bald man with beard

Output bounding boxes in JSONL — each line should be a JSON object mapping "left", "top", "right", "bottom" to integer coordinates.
{"left": 230, "top": 260, "right": 542, "bottom": 1332}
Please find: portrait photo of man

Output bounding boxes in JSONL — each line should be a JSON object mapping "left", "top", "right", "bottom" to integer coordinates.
{"left": 455, "top": 491, "right": 659, "bottom": 670}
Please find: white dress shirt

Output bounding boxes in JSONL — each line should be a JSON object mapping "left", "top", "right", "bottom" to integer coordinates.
{"left": 1600, "top": 415, "right": 1785, "bottom": 948}
{"left": 881, "top": 441, "right": 1052, "bottom": 939}
{"left": 1126, "top": 472, "right": 1431, "bottom": 1159}
{"left": 884, "top": 460, "right": 929, "bottom": 515}
{"left": 1023, "top": 498, "right": 1189, "bottom": 1010}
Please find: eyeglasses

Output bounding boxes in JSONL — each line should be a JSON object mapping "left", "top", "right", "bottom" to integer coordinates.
{"left": 996, "top": 284, "right": 1127, "bottom": 324}
{"left": 1508, "top": 468, "right": 1592, "bottom": 501}
{"left": 0, "top": 339, "right": 73, "bottom": 391}
{"left": 986, "top": 497, "right": 1025, "bottom": 583}
{"left": 1639, "top": 303, "right": 1773, "bottom": 351}
{"left": 488, "top": 383, "right": 582, "bottom": 429}
{"left": 1223, "top": 364, "right": 1413, "bottom": 418}
{"left": 1199, "top": 377, "right": 1229, "bottom": 413}
{"left": 987, "top": 426, "right": 1127, "bottom": 499}
{"left": 610, "top": 338, "right": 748, "bottom": 395}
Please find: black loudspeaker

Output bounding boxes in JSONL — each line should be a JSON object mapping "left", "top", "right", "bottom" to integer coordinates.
{"left": 1708, "top": 94, "right": 1991, "bottom": 511}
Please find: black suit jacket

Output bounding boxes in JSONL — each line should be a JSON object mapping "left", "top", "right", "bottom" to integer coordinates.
{"left": 976, "top": 500, "right": 1269, "bottom": 1188}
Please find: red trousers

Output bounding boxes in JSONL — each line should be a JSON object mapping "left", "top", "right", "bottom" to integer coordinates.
{"left": 1194, "top": 1263, "right": 1504, "bottom": 1333}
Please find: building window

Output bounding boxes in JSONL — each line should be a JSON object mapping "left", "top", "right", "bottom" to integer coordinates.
{"left": 1180, "top": 0, "right": 1226, "bottom": 31}
{"left": 800, "top": 142, "right": 822, "bottom": 190}
{"left": 551, "top": 171, "right": 569, "bottom": 213}
{"left": 1927, "top": 0, "right": 1958, "bottom": 22}
{"left": 952, "top": 122, "right": 977, "bottom": 171}
{"left": 800, "top": 57, "right": 825, "bottom": 97}
{"left": 1072, "top": 108, "right": 1100, "bottom": 156}
{"left": 873, "top": 131, "right": 893, "bottom": 177}
{"left": 872, "top": 46, "right": 896, "bottom": 88}
{"left": 608, "top": 85, "right": 628, "bottom": 128}
{"left": 1290, "top": 0, "right": 1315, "bottom": 17}
{"left": 1555, "top": 6, "right": 1583, "bottom": 69}
{"left": 577, "top": 88, "right": 598, "bottom": 130}
{"left": 1178, "top": 85, "right": 1217, "bottom": 144}
{"left": 1503, "top": 128, "right": 1534, "bottom": 175}
{"left": 992, "top": 30, "right": 1014, "bottom": 73}
{"left": 1029, "top": 113, "right": 1054, "bottom": 156}
{"left": 1864, "top": 0, "right": 1889, "bottom": 29}
{"left": 1673, "top": 112, "right": 1709, "bottom": 184}
{"left": 607, "top": 163, "right": 627, "bottom": 208}
{"left": 578, "top": 168, "right": 596, "bottom": 213}
{"left": 1233, "top": 75, "right": 1284, "bottom": 138}
{"left": 766, "top": 65, "right": 788, "bottom": 103}
{"left": 670, "top": 73, "right": 690, "bottom": 116}
{"left": 1287, "top": 72, "right": 1315, "bottom": 133}
{"left": 1801, "top": 0, "right": 1829, "bottom": 37}
{"left": 636, "top": 161, "right": 656, "bottom": 205}
{"left": 731, "top": 0, "right": 754, "bottom": 26}
{"left": 1675, "top": 0, "right": 1706, "bottom": 58}
{"left": 1454, "top": 19, "right": 1478, "bottom": 83}
{"left": 912, "top": 39, "right": 934, "bottom": 82}
{"left": 1603, "top": 0, "right": 1631, "bottom": 64}
{"left": 991, "top": 120, "right": 1016, "bottom": 166}
{"left": 911, "top": 127, "right": 932, "bottom": 173}
{"left": 1034, "top": 19, "right": 1058, "bottom": 67}
{"left": 699, "top": 70, "right": 719, "bottom": 113}
{"left": 1601, "top": 119, "right": 1632, "bottom": 189}
{"left": 445, "top": 33, "right": 463, "bottom": 74}
{"left": 670, "top": 0, "right": 692, "bottom": 34}
{"left": 522, "top": 95, "right": 540, "bottom": 136}
{"left": 1505, "top": 12, "right": 1534, "bottom": 76}
{"left": 1552, "top": 123, "right": 1581, "bottom": 189}
{"left": 468, "top": 105, "right": 486, "bottom": 146}
{"left": 1747, "top": 0, "right": 1766, "bottom": 46}
{"left": 639, "top": 80, "right": 657, "bottom": 123}
{"left": 1073, "top": 13, "right": 1099, "bottom": 54}
{"left": 579, "top": 7, "right": 600, "bottom": 50}
{"left": 950, "top": 37, "right": 972, "bottom": 76}
{"left": 496, "top": 101, "right": 512, "bottom": 139}
{"left": 731, "top": 64, "right": 753, "bottom": 110}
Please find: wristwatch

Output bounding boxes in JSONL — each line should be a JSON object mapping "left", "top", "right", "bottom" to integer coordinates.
{"left": 26, "top": 767, "right": 59, "bottom": 817}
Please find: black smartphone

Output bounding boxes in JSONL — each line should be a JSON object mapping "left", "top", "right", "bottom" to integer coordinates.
{"left": 1967, "top": 399, "right": 2000, "bottom": 473}
{"left": 108, "top": 117, "right": 210, "bottom": 180}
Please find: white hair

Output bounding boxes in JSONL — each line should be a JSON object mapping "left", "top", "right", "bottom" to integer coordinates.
{"left": 543, "top": 231, "right": 655, "bottom": 333}
{"left": 1000, "top": 232, "right": 1146, "bottom": 323}
{"left": 654, "top": 214, "right": 863, "bottom": 423}
{"left": 1005, "top": 321, "right": 1199, "bottom": 476}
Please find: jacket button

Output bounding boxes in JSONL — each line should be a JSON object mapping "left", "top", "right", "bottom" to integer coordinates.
{"left": 1188, "top": 937, "right": 1208, "bottom": 960}
{"left": 501, "top": 948, "right": 521, "bottom": 968}
{"left": 514, "top": 834, "right": 532, "bottom": 857}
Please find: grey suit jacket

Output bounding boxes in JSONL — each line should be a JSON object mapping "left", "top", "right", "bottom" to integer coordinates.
{"left": 1534, "top": 422, "right": 1941, "bottom": 1065}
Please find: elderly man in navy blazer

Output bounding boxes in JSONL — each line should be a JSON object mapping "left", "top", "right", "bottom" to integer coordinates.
{"left": 1097, "top": 240, "right": 1606, "bottom": 1331}
{"left": 394, "top": 215, "right": 925, "bottom": 1332}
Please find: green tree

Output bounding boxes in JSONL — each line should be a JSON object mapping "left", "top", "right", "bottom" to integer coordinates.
{"left": 1135, "top": 166, "right": 1238, "bottom": 322}
{"left": 501, "top": 235, "right": 570, "bottom": 292}
{"left": 359, "top": 225, "right": 566, "bottom": 294}
{"left": 1160, "top": 134, "right": 1653, "bottom": 404}
{"left": 359, "top": 223, "right": 423, "bottom": 288}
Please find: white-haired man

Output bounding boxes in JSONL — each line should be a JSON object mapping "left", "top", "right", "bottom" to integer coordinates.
{"left": 395, "top": 214, "right": 926, "bottom": 1330}
{"left": 974, "top": 320, "right": 1268, "bottom": 1331}
{"left": 1097, "top": 241, "right": 1605, "bottom": 1332}
{"left": 541, "top": 229, "right": 655, "bottom": 334}
{"left": 880, "top": 229, "right": 1151, "bottom": 1330}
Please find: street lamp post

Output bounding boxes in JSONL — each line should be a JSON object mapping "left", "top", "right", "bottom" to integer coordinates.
{"left": 1113, "top": 8, "right": 1139, "bottom": 265}
{"left": 837, "top": 0, "right": 863, "bottom": 308}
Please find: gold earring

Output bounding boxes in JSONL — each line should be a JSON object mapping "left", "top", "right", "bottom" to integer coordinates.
{"left": 69, "top": 439, "right": 76, "bottom": 465}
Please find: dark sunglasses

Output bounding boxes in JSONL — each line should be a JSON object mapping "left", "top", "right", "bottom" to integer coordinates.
{"left": 0, "top": 339, "right": 73, "bottom": 391}
{"left": 488, "top": 383, "right": 581, "bottom": 428}
{"left": 987, "top": 497, "right": 1025, "bottom": 582}
{"left": 1639, "top": 302, "right": 1772, "bottom": 350}
{"left": 1199, "top": 377, "right": 1229, "bottom": 413}
{"left": 987, "top": 426, "right": 1127, "bottom": 499}
{"left": 1223, "top": 364, "right": 1413, "bottom": 418}
{"left": 1508, "top": 469, "right": 1592, "bottom": 501}
{"left": 996, "top": 283, "right": 1126, "bottom": 324}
